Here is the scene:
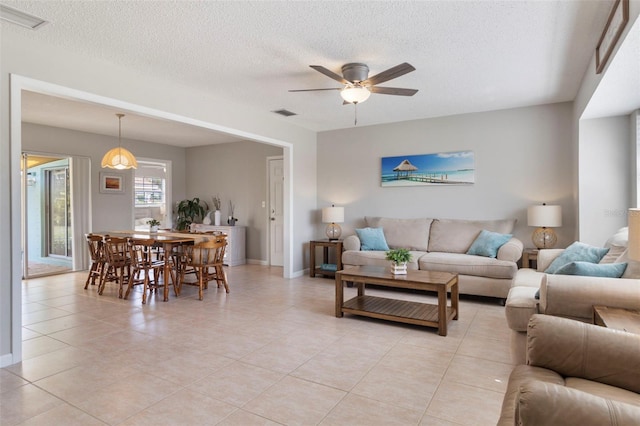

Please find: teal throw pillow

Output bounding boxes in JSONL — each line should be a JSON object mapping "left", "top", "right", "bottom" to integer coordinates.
{"left": 356, "top": 227, "right": 390, "bottom": 251}
{"left": 466, "top": 229, "right": 513, "bottom": 258}
{"left": 555, "top": 261, "right": 627, "bottom": 278}
{"left": 544, "top": 242, "right": 610, "bottom": 274}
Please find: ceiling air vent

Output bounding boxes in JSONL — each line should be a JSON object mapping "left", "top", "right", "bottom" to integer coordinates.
{"left": 0, "top": 4, "right": 48, "bottom": 30}
{"left": 272, "top": 109, "right": 297, "bottom": 117}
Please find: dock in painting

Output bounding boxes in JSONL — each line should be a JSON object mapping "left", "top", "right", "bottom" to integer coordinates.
{"left": 381, "top": 151, "right": 475, "bottom": 187}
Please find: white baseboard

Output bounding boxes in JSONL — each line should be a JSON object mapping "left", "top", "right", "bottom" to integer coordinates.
{"left": 290, "top": 269, "right": 305, "bottom": 278}
{"left": 246, "top": 259, "right": 268, "bottom": 266}
{"left": 0, "top": 352, "right": 14, "bottom": 368}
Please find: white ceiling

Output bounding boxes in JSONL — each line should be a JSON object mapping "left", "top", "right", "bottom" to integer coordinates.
{"left": 5, "top": 0, "right": 635, "bottom": 147}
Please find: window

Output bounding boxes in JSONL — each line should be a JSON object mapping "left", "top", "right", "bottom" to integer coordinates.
{"left": 134, "top": 160, "right": 170, "bottom": 230}
{"left": 134, "top": 176, "right": 165, "bottom": 206}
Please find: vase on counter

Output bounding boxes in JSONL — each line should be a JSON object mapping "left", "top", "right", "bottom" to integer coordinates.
{"left": 214, "top": 210, "right": 221, "bottom": 226}
{"left": 150, "top": 225, "right": 159, "bottom": 233}
{"left": 203, "top": 211, "right": 212, "bottom": 225}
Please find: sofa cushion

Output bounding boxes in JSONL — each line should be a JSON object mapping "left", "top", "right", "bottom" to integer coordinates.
{"left": 513, "top": 268, "right": 545, "bottom": 288}
{"left": 364, "top": 217, "right": 433, "bottom": 251}
{"left": 599, "top": 244, "right": 626, "bottom": 264}
{"left": 603, "top": 227, "right": 628, "bottom": 248}
{"left": 467, "top": 230, "right": 513, "bottom": 258}
{"left": 428, "top": 218, "right": 516, "bottom": 253}
{"left": 342, "top": 249, "right": 422, "bottom": 270}
{"left": 614, "top": 249, "right": 640, "bottom": 279}
{"left": 544, "top": 242, "right": 610, "bottom": 274}
{"left": 418, "top": 252, "right": 517, "bottom": 279}
{"left": 555, "top": 261, "right": 627, "bottom": 278}
{"left": 355, "top": 227, "right": 389, "bottom": 251}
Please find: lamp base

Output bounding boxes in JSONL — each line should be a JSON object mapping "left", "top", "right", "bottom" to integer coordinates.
{"left": 532, "top": 227, "right": 557, "bottom": 249}
{"left": 325, "top": 223, "right": 342, "bottom": 240}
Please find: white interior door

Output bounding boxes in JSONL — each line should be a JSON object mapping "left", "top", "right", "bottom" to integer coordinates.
{"left": 269, "top": 157, "right": 284, "bottom": 266}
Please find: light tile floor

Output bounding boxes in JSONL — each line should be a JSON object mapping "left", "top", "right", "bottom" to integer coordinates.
{"left": 1, "top": 265, "right": 514, "bottom": 425}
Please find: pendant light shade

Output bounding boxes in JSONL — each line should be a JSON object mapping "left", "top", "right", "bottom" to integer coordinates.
{"left": 101, "top": 113, "right": 137, "bottom": 170}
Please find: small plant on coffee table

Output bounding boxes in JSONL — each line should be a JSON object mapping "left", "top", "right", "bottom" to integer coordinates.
{"left": 386, "top": 248, "right": 412, "bottom": 274}
{"left": 386, "top": 248, "right": 412, "bottom": 264}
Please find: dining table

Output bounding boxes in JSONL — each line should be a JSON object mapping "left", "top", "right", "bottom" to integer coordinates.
{"left": 93, "top": 230, "right": 215, "bottom": 301}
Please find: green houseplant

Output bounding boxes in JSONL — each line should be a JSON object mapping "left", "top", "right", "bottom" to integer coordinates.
{"left": 175, "top": 197, "right": 208, "bottom": 231}
{"left": 385, "top": 248, "right": 412, "bottom": 275}
{"left": 147, "top": 218, "right": 161, "bottom": 232}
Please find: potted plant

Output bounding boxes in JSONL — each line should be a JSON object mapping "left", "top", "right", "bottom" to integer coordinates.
{"left": 385, "top": 248, "right": 412, "bottom": 275}
{"left": 175, "top": 197, "right": 208, "bottom": 231}
{"left": 147, "top": 218, "right": 161, "bottom": 233}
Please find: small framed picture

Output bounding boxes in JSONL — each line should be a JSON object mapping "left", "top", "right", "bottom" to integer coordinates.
{"left": 100, "top": 172, "right": 124, "bottom": 193}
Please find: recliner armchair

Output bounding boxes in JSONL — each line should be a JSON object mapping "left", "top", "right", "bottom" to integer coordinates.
{"left": 498, "top": 314, "right": 640, "bottom": 425}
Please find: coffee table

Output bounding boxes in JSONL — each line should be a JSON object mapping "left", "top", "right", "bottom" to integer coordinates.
{"left": 335, "top": 266, "right": 458, "bottom": 336}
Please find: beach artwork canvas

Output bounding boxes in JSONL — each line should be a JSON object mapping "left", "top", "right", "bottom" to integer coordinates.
{"left": 381, "top": 150, "right": 475, "bottom": 187}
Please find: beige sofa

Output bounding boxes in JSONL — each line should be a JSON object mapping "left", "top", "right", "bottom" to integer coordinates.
{"left": 498, "top": 314, "right": 640, "bottom": 425}
{"left": 505, "top": 229, "right": 640, "bottom": 363}
{"left": 341, "top": 217, "right": 523, "bottom": 299}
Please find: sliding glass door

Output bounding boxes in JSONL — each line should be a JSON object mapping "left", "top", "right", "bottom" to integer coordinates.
{"left": 21, "top": 153, "right": 73, "bottom": 278}
{"left": 46, "top": 167, "right": 72, "bottom": 258}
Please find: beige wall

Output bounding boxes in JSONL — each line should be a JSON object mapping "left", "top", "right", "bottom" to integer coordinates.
{"left": 579, "top": 115, "right": 632, "bottom": 246}
{"left": 317, "top": 102, "right": 576, "bottom": 249}
{"left": 186, "top": 141, "right": 283, "bottom": 262}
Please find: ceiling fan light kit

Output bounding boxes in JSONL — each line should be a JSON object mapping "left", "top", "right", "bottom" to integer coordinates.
{"left": 340, "top": 86, "right": 371, "bottom": 104}
{"left": 290, "top": 62, "right": 418, "bottom": 125}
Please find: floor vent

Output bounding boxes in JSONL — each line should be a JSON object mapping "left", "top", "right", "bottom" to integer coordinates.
{"left": 272, "top": 109, "right": 297, "bottom": 117}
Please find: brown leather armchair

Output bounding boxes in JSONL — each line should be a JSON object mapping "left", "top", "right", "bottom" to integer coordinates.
{"left": 498, "top": 314, "right": 640, "bottom": 425}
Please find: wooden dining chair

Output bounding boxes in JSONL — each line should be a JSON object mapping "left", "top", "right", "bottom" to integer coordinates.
{"left": 177, "top": 236, "right": 229, "bottom": 300}
{"left": 126, "top": 238, "right": 166, "bottom": 304}
{"left": 84, "top": 234, "right": 106, "bottom": 289}
{"left": 99, "top": 236, "right": 132, "bottom": 298}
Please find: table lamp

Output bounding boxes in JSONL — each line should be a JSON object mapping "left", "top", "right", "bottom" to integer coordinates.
{"left": 628, "top": 208, "right": 640, "bottom": 261}
{"left": 527, "top": 203, "right": 562, "bottom": 249}
{"left": 322, "top": 205, "right": 344, "bottom": 240}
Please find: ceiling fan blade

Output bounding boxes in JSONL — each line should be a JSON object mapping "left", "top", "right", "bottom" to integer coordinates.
{"left": 365, "top": 63, "right": 416, "bottom": 86}
{"left": 288, "top": 88, "right": 342, "bottom": 92}
{"left": 310, "top": 65, "right": 349, "bottom": 84}
{"left": 369, "top": 86, "right": 418, "bottom": 96}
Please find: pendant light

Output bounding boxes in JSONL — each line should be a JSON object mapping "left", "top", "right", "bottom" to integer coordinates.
{"left": 101, "top": 113, "right": 137, "bottom": 170}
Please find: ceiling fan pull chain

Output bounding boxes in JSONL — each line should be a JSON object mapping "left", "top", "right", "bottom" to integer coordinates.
{"left": 354, "top": 102, "right": 358, "bottom": 126}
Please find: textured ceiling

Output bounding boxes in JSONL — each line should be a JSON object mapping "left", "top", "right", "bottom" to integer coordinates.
{"left": 4, "top": 0, "right": 624, "bottom": 145}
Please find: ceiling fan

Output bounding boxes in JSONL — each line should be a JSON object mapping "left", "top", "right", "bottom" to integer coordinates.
{"left": 289, "top": 62, "right": 418, "bottom": 105}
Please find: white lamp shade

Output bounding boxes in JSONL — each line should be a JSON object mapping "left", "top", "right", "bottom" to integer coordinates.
{"left": 322, "top": 206, "right": 344, "bottom": 223}
{"left": 628, "top": 208, "right": 640, "bottom": 261}
{"left": 340, "top": 86, "right": 371, "bottom": 104}
{"left": 527, "top": 204, "right": 562, "bottom": 227}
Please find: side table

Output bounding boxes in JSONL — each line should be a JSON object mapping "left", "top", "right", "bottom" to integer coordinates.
{"left": 310, "top": 239, "right": 343, "bottom": 278}
{"left": 593, "top": 305, "right": 640, "bottom": 334}
{"left": 522, "top": 248, "right": 538, "bottom": 269}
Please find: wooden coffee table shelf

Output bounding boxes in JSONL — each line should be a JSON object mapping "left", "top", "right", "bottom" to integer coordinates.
{"left": 336, "top": 266, "right": 458, "bottom": 336}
